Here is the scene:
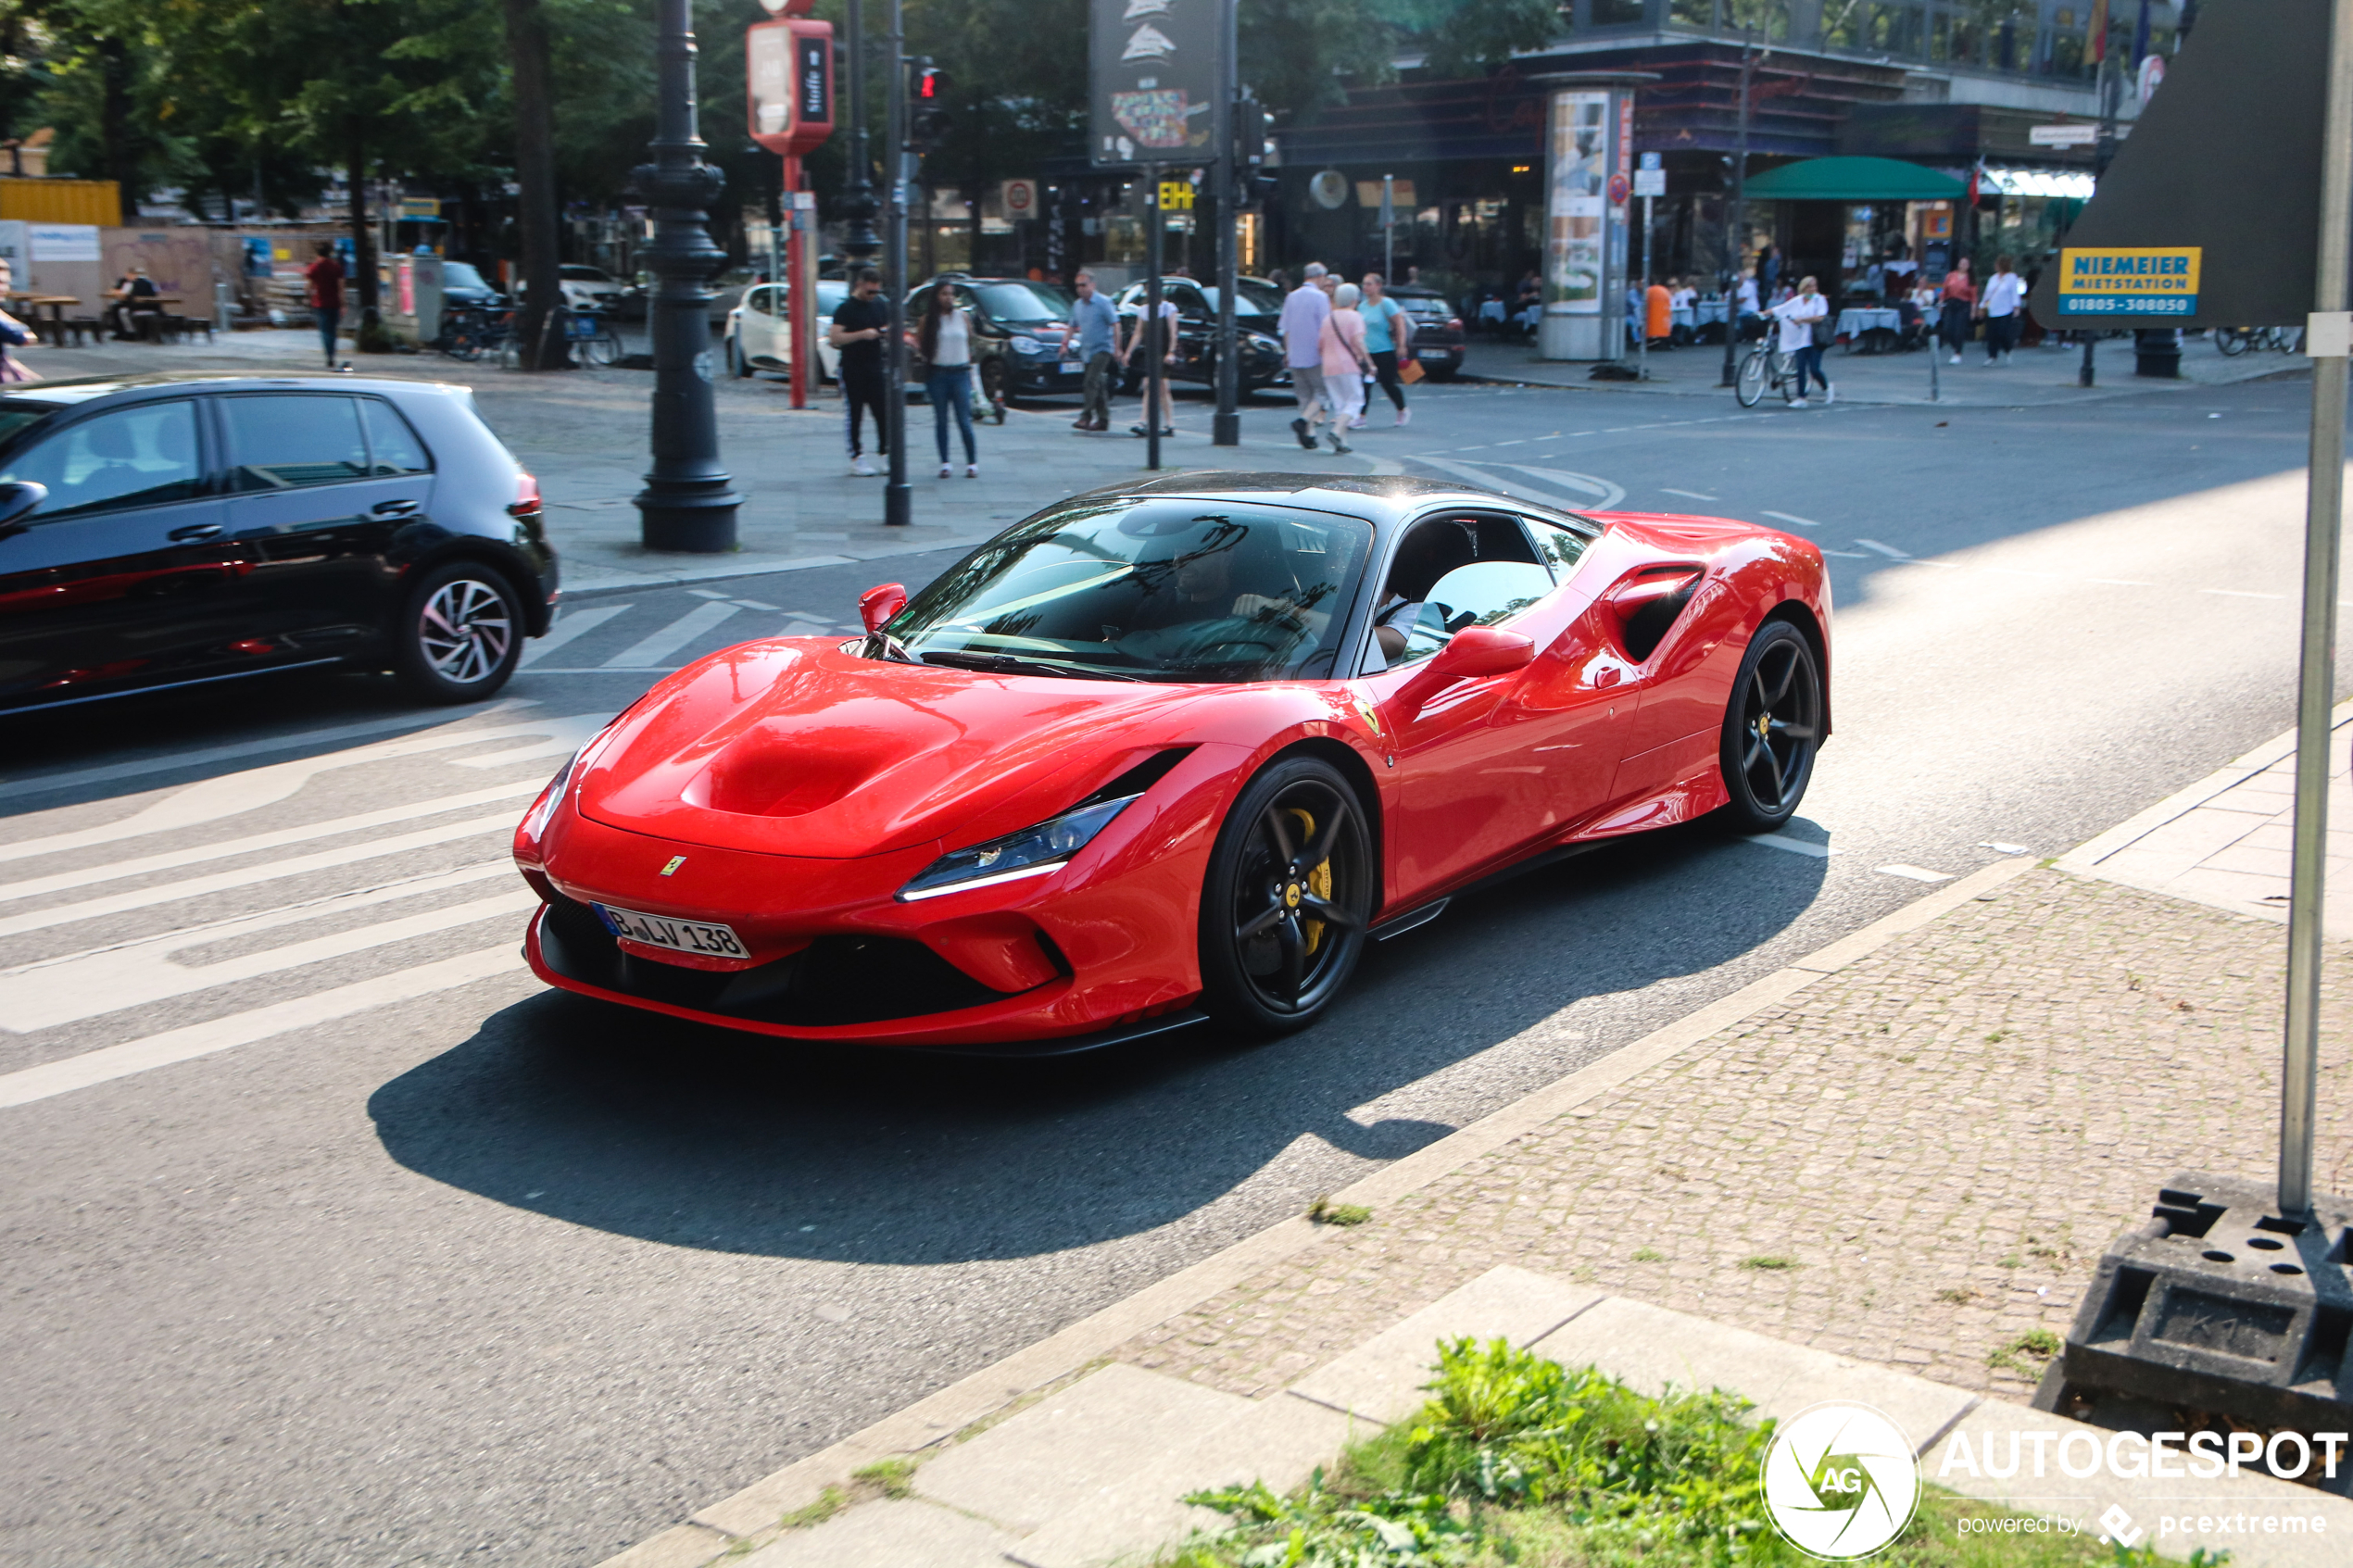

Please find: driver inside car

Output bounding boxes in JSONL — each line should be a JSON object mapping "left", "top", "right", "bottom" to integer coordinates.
{"left": 1122, "top": 531, "right": 1327, "bottom": 641}
{"left": 1371, "top": 519, "right": 1478, "bottom": 665}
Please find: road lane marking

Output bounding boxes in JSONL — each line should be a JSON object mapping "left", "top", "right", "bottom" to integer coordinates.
{"left": 518, "top": 604, "right": 632, "bottom": 668}
{"left": 1661, "top": 488, "right": 1719, "bottom": 501}
{"left": 0, "top": 714, "right": 602, "bottom": 867}
{"left": 0, "top": 782, "right": 542, "bottom": 906}
{"left": 0, "top": 702, "right": 538, "bottom": 799}
{"left": 1877, "top": 864, "right": 1955, "bottom": 883}
{"left": 0, "top": 944, "right": 527, "bottom": 1110}
{"left": 1979, "top": 842, "right": 2031, "bottom": 855}
{"left": 1854, "top": 538, "right": 1910, "bottom": 558}
{"left": 1819, "top": 549, "right": 1873, "bottom": 558}
{"left": 0, "top": 875, "right": 534, "bottom": 1032}
{"left": 602, "top": 602, "right": 744, "bottom": 668}
{"left": 0, "top": 813, "right": 521, "bottom": 939}
{"left": 1744, "top": 834, "right": 1841, "bottom": 858}
{"left": 1762, "top": 510, "right": 1820, "bottom": 530}
{"left": 2201, "top": 588, "right": 2290, "bottom": 599}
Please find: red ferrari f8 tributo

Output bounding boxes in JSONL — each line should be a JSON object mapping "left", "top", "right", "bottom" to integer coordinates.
{"left": 513, "top": 474, "right": 1830, "bottom": 1050}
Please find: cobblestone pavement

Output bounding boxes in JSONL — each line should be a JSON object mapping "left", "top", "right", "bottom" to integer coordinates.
{"left": 1116, "top": 869, "right": 2353, "bottom": 1404}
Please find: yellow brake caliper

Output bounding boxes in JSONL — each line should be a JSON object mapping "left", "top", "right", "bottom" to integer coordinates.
{"left": 1285, "top": 809, "right": 1333, "bottom": 954}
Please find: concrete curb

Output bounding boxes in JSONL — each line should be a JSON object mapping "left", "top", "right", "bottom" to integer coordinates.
{"left": 593, "top": 852, "right": 2037, "bottom": 1567}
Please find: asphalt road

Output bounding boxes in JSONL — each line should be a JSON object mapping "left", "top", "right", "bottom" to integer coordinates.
{"left": 0, "top": 364, "right": 2339, "bottom": 1567}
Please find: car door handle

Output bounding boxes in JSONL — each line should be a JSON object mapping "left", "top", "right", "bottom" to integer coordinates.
{"left": 168, "top": 522, "right": 224, "bottom": 542}
{"left": 371, "top": 499, "right": 420, "bottom": 518}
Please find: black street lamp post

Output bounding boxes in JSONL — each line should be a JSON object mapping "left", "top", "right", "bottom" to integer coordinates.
{"left": 839, "top": 0, "right": 878, "bottom": 263}
{"left": 632, "top": 0, "right": 740, "bottom": 553}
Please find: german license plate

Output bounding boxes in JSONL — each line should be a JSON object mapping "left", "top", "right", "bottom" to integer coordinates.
{"left": 1417, "top": 350, "right": 1452, "bottom": 360}
{"left": 1060, "top": 360, "right": 1084, "bottom": 373}
{"left": 594, "top": 903, "right": 748, "bottom": 960}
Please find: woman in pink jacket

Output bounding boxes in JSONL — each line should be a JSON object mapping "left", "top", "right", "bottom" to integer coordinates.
{"left": 1317, "top": 282, "right": 1373, "bottom": 455}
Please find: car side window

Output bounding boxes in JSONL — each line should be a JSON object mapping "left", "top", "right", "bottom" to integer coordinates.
{"left": 359, "top": 399, "right": 432, "bottom": 476}
{"left": 1524, "top": 516, "right": 1592, "bottom": 579}
{"left": 220, "top": 395, "right": 370, "bottom": 492}
{"left": 0, "top": 400, "right": 203, "bottom": 519}
{"left": 1367, "top": 513, "right": 1554, "bottom": 670}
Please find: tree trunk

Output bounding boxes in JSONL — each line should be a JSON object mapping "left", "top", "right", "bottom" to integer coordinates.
{"left": 101, "top": 36, "right": 135, "bottom": 224}
{"left": 503, "top": 0, "right": 567, "bottom": 370}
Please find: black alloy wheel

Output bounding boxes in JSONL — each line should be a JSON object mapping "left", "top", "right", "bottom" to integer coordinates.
{"left": 1719, "top": 619, "right": 1823, "bottom": 832}
{"left": 1198, "top": 757, "right": 1373, "bottom": 1034}
{"left": 392, "top": 559, "right": 524, "bottom": 704}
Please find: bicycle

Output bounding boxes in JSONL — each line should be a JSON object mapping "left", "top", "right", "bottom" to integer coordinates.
{"left": 563, "top": 307, "right": 623, "bottom": 368}
{"left": 1734, "top": 337, "right": 1802, "bottom": 408}
{"left": 2215, "top": 324, "right": 2305, "bottom": 356}
{"left": 437, "top": 305, "right": 502, "bottom": 362}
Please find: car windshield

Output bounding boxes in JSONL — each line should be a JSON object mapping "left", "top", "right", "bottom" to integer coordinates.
{"left": 881, "top": 496, "right": 1374, "bottom": 684}
{"left": 443, "top": 262, "right": 489, "bottom": 291}
{"left": 1396, "top": 295, "right": 1453, "bottom": 320}
{"left": 973, "top": 282, "right": 1073, "bottom": 324}
{"left": 560, "top": 266, "right": 611, "bottom": 282}
{"left": 1198, "top": 280, "right": 1283, "bottom": 319}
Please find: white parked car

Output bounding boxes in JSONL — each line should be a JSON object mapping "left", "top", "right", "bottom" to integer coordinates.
{"left": 556, "top": 264, "right": 624, "bottom": 312}
{"left": 724, "top": 280, "right": 849, "bottom": 382}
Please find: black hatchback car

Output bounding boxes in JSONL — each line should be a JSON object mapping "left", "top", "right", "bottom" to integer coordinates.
{"left": 0, "top": 372, "right": 557, "bottom": 716}
{"left": 911, "top": 275, "right": 1082, "bottom": 407}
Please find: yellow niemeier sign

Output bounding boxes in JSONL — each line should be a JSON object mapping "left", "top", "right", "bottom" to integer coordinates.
{"left": 2055, "top": 246, "right": 2201, "bottom": 318}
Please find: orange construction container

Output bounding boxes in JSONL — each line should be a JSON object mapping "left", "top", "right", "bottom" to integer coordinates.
{"left": 0, "top": 179, "right": 122, "bottom": 225}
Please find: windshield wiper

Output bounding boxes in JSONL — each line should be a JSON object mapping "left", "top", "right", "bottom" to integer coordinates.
{"left": 863, "top": 630, "right": 922, "bottom": 664}
{"left": 918, "top": 649, "right": 1150, "bottom": 683}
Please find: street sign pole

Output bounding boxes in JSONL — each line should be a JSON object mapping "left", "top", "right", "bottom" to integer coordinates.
{"left": 1382, "top": 173, "right": 1395, "bottom": 281}
{"left": 2280, "top": 0, "right": 2353, "bottom": 1219}
{"left": 785, "top": 157, "right": 806, "bottom": 409}
{"left": 882, "top": 0, "right": 909, "bottom": 526}
{"left": 1146, "top": 168, "right": 1164, "bottom": 471}
{"left": 1638, "top": 193, "right": 1651, "bottom": 383}
{"left": 1213, "top": 0, "right": 1239, "bottom": 447}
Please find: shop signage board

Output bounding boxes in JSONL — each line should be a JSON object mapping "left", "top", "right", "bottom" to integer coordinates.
{"left": 746, "top": 17, "right": 834, "bottom": 158}
{"left": 2028, "top": 122, "right": 2097, "bottom": 146}
{"left": 1090, "top": 0, "right": 1222, "bottom": 168}
{"left": 2028, "top": 0, "right": 2337, "bottom": 331}
{"left": 2054, "top": 246, "right": 2200, "bottom": 319}
{"left": 1541, "top": 79, "right": 1640, "bottom": 362}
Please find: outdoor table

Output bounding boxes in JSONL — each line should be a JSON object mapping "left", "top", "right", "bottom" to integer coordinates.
{"left": 1836, "top": 306, "right": 1903, "bottom": 354}
{"left": 6, "top": 294, "right": 79, "bottom": 346}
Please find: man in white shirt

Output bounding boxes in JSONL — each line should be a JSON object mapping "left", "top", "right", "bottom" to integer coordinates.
{"left": 1980, "top": 254, "right": 2025, "bottom": 366}
{"left": 1279, "top": 262, "right": 1333, "bottom": 450}
{"left": 1768, "top": 274, "right": 1832, "bottom": 408}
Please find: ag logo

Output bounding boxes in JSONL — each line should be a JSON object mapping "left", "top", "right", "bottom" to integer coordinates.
{"left": 1759, "top": 1401, "right": 1919, "bottom": 1560}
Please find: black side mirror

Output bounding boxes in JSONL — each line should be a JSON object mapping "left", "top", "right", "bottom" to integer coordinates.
{"left": 0, "top": 481, "right": 45, "bottom": 533}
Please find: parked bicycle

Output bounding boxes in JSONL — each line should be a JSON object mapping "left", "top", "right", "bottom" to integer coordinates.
{"left": 437, "top": 306, "right": 513, "bottom": 363}
{"left": 563, "top": 307, "right": 623, "bottom": 368}
{"left": 2215, "top": 324, "right": 2305, "bottom": 356}
{"left": 1734, "top": 335, "right": 1801, "bottom": 408}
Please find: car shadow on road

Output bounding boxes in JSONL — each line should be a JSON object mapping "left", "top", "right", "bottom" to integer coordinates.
{"left": 368, "top": 821, "right": 1828, "bottom": 1264}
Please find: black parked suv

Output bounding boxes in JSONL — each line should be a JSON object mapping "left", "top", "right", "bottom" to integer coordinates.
{"left": 0, "top": 372, "right": 557, "bottom": 716}
{"left": 1112, "top": 277, "right": 1290, "bottom": 396}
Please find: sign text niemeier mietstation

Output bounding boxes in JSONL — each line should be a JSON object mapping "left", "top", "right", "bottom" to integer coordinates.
{"left": 2055, "top": 245, "right": 2203, "bottom": 319}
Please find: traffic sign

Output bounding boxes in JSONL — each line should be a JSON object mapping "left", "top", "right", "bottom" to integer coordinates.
{"left": 2029, "top": 122, "right": 2098, "bottom": 147}
{"left": 1000, "top": 179, "right": 1038, "bottom": 220}
{"left": 1633, "top": 168, "right": 1666, "bottom": 197}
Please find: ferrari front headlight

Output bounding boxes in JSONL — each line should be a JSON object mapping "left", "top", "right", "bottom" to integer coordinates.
{"left": 898, "top": 796, "right": 1137, "bottom": 901}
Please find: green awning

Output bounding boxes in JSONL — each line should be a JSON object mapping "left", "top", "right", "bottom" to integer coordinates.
{"left": 1741, "top": 157, "right": 1968, "bottom": 202}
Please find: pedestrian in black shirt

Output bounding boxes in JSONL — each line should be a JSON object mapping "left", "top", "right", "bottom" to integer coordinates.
{"left": 827, "top": 268, "right": 891, "bottom": 475}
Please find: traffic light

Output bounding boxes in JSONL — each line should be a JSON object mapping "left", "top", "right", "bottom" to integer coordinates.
{"left": 1233, "top": 94, "right": 1277, "bottom": 204}
{"left": 909, "top": 59, "right": 951, "bottom": 155}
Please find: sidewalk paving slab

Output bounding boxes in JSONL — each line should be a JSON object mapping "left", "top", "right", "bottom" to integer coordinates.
{"left": 738, "top": 1498, "right": 1021, "bottom": 1568}
{"left": 1288, "top": 1263, "right": 1601, "bottom": 1424}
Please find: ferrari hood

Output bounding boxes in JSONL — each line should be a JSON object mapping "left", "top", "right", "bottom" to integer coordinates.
{"left": 579, "top": 640, "right": 1210, "bottom": 859}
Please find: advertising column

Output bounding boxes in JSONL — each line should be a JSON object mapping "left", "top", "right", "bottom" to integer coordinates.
{"left": 1540, "top": 77, "right": 1645, "bottom": 362}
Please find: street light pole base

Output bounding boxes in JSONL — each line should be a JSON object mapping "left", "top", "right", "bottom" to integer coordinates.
{"left": 1213, "top": 411, "right": 1239, "bottom": 445}
{"left": 635, "top": 483, "right": 742, "bottom": 553}
{"left": 885, "top": 482, "right": 912, "bottom": 526}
